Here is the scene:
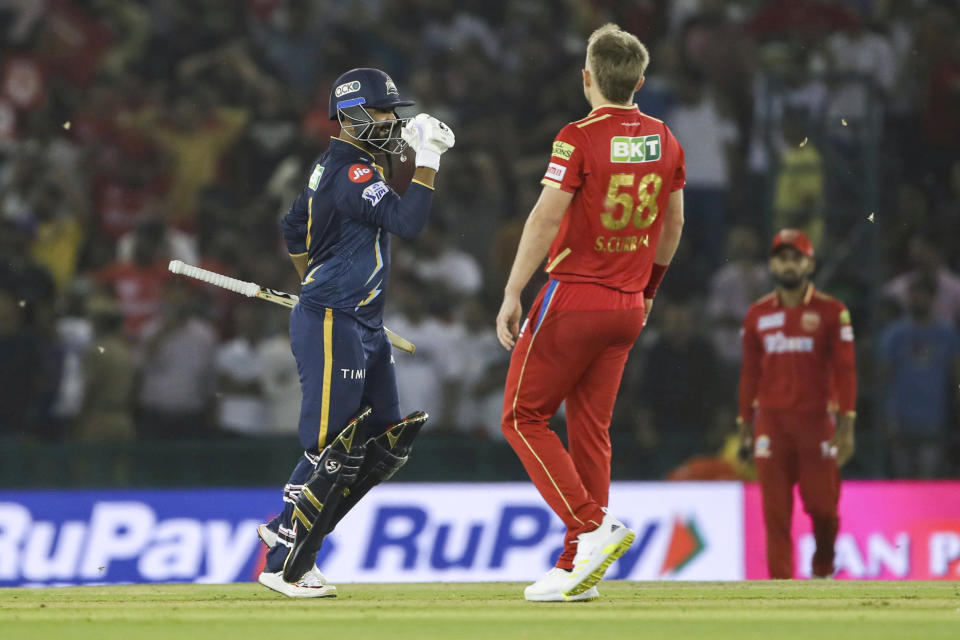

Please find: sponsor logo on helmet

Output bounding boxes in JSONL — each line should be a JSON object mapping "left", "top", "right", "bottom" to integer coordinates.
{"left": 552, "top": 141, "right": 575, "bottom": 160}
{"left": 611, "top": 135, "right": 661, "bottom": 163}
{"left": 384, "top": 77, "right": 398, "bottom": 96}
{"left": 335, "top": 80, "right": 362, "bottom": 97}
{"left": 348, "top": 164, "right": 374, "bottom": 183}
{"left": 325, "top": 459, "right": 341, "bottom": 474}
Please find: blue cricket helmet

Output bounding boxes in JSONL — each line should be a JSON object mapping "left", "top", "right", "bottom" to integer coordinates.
{"left": 328, "top": 68, "right": 414, "bottom": 120}
{"left": 329, "top": 68, "right": 414, "bottom": 156}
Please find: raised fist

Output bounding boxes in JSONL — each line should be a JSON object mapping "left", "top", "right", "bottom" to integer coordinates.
{"left": 402, "top": 113, "right": 455, "bottom": 171}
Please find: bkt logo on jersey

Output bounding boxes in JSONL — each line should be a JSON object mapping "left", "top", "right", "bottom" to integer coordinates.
{"left": 611, "top": 135, "right": 661, "bottom": 163}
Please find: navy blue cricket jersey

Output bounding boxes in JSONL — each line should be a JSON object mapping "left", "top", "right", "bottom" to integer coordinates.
{"left": 280, "top": 137, "right": 434, "bottom": 328}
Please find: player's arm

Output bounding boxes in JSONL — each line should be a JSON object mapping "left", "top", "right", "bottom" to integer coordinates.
{"left": 644, "top": 132, "right": 686, "bottom": 321}
{"left": 643, "top": 189, "right": 684, "bottom": 321}
{"left": 827, "top": 306, "right": 857, "bottom": 466}
{"left": 280, "top": 191, "right": 310, "bottom": 280}
{"left": 343, "top": 178, "right": 436, "bottom": 239}
{"left": 736, "top": 313, "right": 762, "bottom": 461}
{"left": 344, "top": 115, "right": 453, "bottom": 239}
{"left": 495, "top": 186, "right": 574, "bottom": 350}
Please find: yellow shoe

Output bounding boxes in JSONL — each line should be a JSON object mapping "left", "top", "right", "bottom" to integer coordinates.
{"left": 562, "top": 512, "right": 635, "bottom": 597}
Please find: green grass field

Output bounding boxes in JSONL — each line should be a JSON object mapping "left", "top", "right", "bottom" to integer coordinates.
{"left": 1, "top": 581, "right": 957, "bottom": 640}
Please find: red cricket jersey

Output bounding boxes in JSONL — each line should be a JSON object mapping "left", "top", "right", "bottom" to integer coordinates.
{"left": 540, "top": 104, "right": 685, "bottom": 293}
{"left": 738, "top": 285, "right": 857, "bottom": 422}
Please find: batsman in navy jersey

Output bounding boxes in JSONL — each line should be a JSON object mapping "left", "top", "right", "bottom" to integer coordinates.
{"left": 257, "top": 68, "right": 455, "bottom": 598}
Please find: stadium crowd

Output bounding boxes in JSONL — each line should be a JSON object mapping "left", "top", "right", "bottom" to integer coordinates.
{"left": 0, "top": 0, "right": 958, "bottom": 479}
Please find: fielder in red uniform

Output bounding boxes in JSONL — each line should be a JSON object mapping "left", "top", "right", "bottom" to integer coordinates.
{"left": 738, "top": 229, "right": 857, "bottom": 579}
{"left": 495, "top": 24, "right": 686, "bottom": 601}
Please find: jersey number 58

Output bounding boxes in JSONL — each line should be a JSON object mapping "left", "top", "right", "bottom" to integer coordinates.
{"left": 601, "top": 172, "right": 663, "bottom": 231}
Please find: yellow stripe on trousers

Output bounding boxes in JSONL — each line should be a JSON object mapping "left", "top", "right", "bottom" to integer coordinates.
{"left": 318, "top": 308, "right": 334, "bottom": 450}
{"left": 509, "top": 284, "right": 585, "bottom": 526}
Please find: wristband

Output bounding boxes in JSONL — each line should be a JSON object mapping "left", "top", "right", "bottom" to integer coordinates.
{"left": 414, "top": 148, "right": 441, "bottom": 172}
{"left": 643, "top": 263, "right": 668, "bottom": 299}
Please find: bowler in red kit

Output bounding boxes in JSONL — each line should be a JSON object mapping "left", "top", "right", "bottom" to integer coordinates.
{"left": 738, "top": 229, "right": 857, "bottom": 579}
{"left": 495, "top": 24, "right": 685, "bottom": 601}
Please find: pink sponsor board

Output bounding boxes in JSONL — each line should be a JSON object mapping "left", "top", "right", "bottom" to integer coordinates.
{"left": 744, "top": 481, "right": 960, "bottom": 579}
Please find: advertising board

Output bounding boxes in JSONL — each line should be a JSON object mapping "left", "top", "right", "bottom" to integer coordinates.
{"left": 0, "top": 482, "right": 743, "bottom": 586}
{"left": 743, "top": 481, "right": 960, "bottom": 579}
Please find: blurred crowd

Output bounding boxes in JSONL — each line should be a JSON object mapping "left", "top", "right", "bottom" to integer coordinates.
{"left": 0, "top": 0, "right": 958, "bottom": 479}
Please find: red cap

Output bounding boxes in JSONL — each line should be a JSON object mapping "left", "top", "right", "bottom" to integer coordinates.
{"left": 770, "top": 229, "right": 814, "bottom": 258}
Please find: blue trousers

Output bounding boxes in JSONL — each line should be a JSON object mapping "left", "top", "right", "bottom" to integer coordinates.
{"left": 264, "top": 304, "right": 401, "bottom": 574}
{"left": 290, "top": 303, "right": 401, "bottom": 451}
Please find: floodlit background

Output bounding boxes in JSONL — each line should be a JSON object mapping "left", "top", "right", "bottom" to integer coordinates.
{"left": 1, "top": 0, "right": 959, "bottom": 487}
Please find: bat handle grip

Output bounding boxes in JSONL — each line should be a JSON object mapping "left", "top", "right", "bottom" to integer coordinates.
{"left": 168, "top": 260, "right": 261, "bottom": 298}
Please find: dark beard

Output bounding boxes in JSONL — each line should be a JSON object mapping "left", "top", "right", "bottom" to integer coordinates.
{"left": 773, "top": 273, "right": 805, "bottom": 290}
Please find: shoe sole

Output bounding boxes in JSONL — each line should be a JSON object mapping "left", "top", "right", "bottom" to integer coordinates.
{"left": 525, "top": 587, "right": 599, "bottom": 602}
{"left": 258, "top": 572, "right": 337, "bottom": 598}
{"left": 563, "top": 529, "right": 636, "bottom": 597}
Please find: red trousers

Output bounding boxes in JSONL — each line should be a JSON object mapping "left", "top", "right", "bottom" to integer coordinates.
{"left": 501, "top": 280, "right": 644, "bottom": 569}
{"left": 754, "top": 408, "right": 840, "bottom": 578}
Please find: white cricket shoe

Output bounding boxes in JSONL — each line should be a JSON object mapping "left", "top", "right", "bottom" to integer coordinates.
{"left": 258, "top": 567, "right": 336, "bottom": 598}
{"left": 257, "top": 523, "right": 278, "bottom": 548}
{"left": 562, "top": 512, "right": 635, "bottom": 597}
{"left": 524, "top": 567, "right": 600, "bottom": 602}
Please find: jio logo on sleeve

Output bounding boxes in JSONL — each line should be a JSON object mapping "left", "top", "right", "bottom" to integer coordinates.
{"left": 349, "top": 164, "right": 374, "bottom": 183}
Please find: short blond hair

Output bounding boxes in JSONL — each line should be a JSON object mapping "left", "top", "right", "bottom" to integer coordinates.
{"left": 586, "top": 23, "right": 649, "bottom": 104}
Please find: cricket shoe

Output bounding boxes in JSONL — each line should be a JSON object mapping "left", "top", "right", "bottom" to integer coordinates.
{"left": 562, "top": 511, "right": 635, "bottom": 597}
{"left": 257, "top": 523, "right": 278, "bottom": 548}
{"left": 258, "top": 567, "right": 336, "bottom": 598}
{"left": 524, "top": 567, "right": 599, "bottom": 602}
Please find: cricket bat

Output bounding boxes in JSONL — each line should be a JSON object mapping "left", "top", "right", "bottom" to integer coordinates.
{"left": 168, "top": 260, "right": 415, "bottom": 354}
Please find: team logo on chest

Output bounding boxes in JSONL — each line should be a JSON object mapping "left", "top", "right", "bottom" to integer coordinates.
{"left": 801, "top": 311, "right": 821, "bottom": 332}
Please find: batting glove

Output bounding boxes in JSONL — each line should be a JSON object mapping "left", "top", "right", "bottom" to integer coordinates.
{"left": 402, "top": 113, "right": 455, "bottom": 171}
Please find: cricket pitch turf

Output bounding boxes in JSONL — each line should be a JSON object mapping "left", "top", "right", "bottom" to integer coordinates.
{"left": 1, "top": 581, "right": 957, "bottom": 639}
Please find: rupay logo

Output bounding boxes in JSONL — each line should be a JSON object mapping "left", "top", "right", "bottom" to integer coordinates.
{"left": 611, "top": 135, "right": 661, "bottom": 163}
{"left": 0, "top": 502, "right": 259, "bottom": 586}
